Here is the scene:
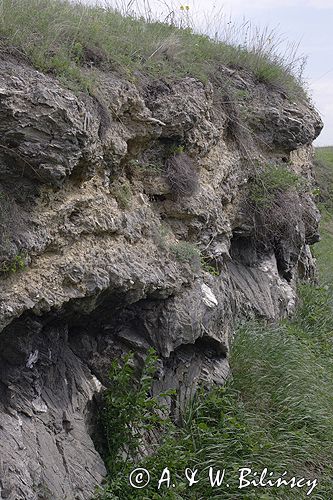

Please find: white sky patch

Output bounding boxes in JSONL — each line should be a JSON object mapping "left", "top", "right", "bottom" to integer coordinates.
{"left": 312, "top": 78, "right": 333, "bottom": 146}
{"left": 307, "top": 0, "right": 333, "bottom": 7}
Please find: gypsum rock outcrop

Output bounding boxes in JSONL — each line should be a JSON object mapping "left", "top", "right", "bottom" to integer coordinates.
{"left": 0, "top": 56, "right": 322, "bottom": 499}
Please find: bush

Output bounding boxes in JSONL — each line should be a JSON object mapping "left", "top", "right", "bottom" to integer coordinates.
{"left": 0, "top": 253, "right": 26, "bottom": 275}
{"left": 165, "top": 152, "right": 199, "bottom": 199}
{"left": 100, "top": 348, "right": 170, "bottom": 475}
{"left": 111, "top": 179, "right": 132, "bottom": 209}
{"left": 170, "top": 241, "right": 201, "bottom": 267}
{"left": 245, "top": 165, "right": 305, "bottom": 252}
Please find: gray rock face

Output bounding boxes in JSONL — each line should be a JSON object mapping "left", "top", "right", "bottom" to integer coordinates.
{"left": 0, "top": 56, "right": 322, "bottom": 499}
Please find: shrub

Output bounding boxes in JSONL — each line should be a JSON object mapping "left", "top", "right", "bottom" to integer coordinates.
{"left": 170, "top": 241, "right": 201, "bottom": 267}
{"left": 248, "top": 164, "right": 302, "bottom": 207}
{"left": 100, "top": 348, "right": 170, "bottom": 475}
{"left": 165, "top": 152, "right": 199, "bottom": 199}
{"left": 201, "top": 257, "right": 220, "bottom": 276}
{"left": 245, "top": 165, "right": 306, "bottom": 253}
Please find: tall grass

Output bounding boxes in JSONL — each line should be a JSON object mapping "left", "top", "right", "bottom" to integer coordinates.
{"left": 314, "top": 147, "right": 333, "bottom": 289}
{"left": 95, "top": 285, "right": 333, "bottom": 499}
{"left": 0, "top": 0, "right": 306, "bottom": 96}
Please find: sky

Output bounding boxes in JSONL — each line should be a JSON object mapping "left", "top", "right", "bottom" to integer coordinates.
{"left": 108, "top": 0, "right": 332, "bottom": 146}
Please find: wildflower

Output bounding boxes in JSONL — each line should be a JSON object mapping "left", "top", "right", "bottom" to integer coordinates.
{"left": 180, "top": 5, "right": 190, "bottom": 10}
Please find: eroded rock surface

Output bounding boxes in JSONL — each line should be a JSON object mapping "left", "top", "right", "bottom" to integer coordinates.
{"left": 0, "top": 56, "right": 322, "bottom": 499}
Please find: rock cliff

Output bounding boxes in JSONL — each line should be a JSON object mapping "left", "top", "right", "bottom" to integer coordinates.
{"left": 0, "top": 56, "right": 322, "bottom": 499}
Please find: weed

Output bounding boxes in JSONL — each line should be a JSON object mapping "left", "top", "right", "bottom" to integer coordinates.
{"left": 152, "top": 222, "right": 172, "bottom": 250}
{"left": 128, "top": 159, "right": 162, "bottom": 175}
{"left": 201, "top": 257, "right": 220, "bottom": 276}
{"left": 0, "top": 253, "right": 26, "bottom": 275}
{"left": 248, "top": 164, "right": 302, "bottom": 207}
{"left": 111, "top": 179, "right": 132, "bottom": 209}
{"left": 170, "top": 241, "right": 200, "bottom": 267}
{"left": 100, "top": 348, "right": 170, "bottom": 475}
{"left": 243, "top": 165, "right": 307, "bottom": 256}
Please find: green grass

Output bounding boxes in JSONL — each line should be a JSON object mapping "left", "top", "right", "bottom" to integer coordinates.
{"left": 248, "top": 165, "right": 303, "bottom": 207}
{"left": 313, "top": 147, "right": 333, "bottom": 287}
{"left": 314, "top": 147, "right": 333, "bottom": 212}
{"left": 0, "top": 0, "right": 306, "bottom": 96}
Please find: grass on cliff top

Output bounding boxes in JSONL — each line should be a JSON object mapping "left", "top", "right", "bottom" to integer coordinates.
{"left": 0, "top": 0, "right": 306, "bottom": 97}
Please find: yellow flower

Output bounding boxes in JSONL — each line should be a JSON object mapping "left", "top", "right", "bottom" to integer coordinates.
{"left": 180, "top": 5, "right": 184, "bottom": 10}
{"left": 185, "top": 5, "right": 190, "bottom": 10}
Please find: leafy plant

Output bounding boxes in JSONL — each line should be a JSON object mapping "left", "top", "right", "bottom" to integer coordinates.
{"left": 101, "top": 348, "right": 171, "bottom": 475}
{"left": 0, "top": 253, "right": 26, "bottom": 275}
{"left": 201, "top": 257, "right": 220, "bottom": 276}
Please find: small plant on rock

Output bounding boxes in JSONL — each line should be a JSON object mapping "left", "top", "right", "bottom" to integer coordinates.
{"left": 128, "top": 159, "right": 162, "bottom": 175}
{"left": 0, "top": 253, "right": 27, "bottom": 275}
{"left": 111, "top": 179, "right": 133, "bottom": 209}
{"left": 249, "top": 164, "right": 303, "bottom": 207}
{"left": 201, "top": 257, "right": 220, "bottom": 276}
{"left": 170, "top": 241, "right": 201, "bottom": 269}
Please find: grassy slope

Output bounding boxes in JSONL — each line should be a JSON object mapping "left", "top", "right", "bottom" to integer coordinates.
{"left": 96, "top": 148, "right": 333, "bottom": 499}
{"left": 0, "top": 0, "right": 304, "bottom": 96}
{"left": 313, "top": 147, "right": 333, "bottom": 288}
